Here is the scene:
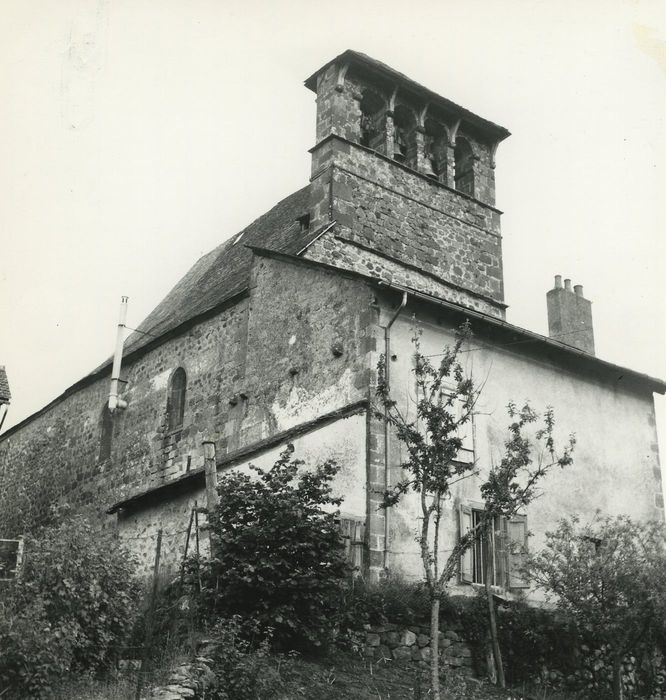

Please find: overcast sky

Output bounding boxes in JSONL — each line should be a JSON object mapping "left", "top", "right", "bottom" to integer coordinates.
{"left": 2, "top": 1, "right": 665, "bottom": 462}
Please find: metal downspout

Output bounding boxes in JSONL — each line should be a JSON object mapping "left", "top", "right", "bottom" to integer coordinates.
{"left": 383, "top": 291, "right": 408, "bottom": 571}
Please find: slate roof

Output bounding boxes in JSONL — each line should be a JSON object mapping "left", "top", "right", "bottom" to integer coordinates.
{"left": 0, "top": 367, "right": 10, "bottom": 404}
{"left": 115, "top": 185, "right": 313, "bottom": 361}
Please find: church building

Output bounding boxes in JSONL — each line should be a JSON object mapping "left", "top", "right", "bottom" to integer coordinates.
{"left": 1, "top": 51, "right": 663, "bottom": 595}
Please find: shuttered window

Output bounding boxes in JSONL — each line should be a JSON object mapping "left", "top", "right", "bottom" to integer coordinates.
{"left": 338, "top": 517, "right": 365, "bottom": 573}
{"left": 459, "top": 506, "right": 529, "bottom": 590}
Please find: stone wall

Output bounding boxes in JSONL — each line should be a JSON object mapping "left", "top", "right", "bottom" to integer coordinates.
{"left": 0, "top": 299, "right": 249, "bottom": 536}
{"left": 307, "top": 138, "right": 505, "bottom": 319}
{"left": 364, "top": 624, "right": 473, "bottom": 671}
{"left": 0, "top": 251, "right": 382, "bottom": 578}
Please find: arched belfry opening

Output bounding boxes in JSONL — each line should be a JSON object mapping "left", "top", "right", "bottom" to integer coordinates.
{"left": 358, "top": 89, "right": 386, "bottom": 152}
{"left": 454, "top": 138, "right": 475, "bottom": 196}
{"left": 392, "top": 104, "right": 417, "bottom": 168}
{"left": 423, "top": 118, "right": 449, "bottom": 182}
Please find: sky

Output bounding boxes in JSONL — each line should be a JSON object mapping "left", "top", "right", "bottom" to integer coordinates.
{"left": 1, "top": 1, "right": 665, "bottom": 462}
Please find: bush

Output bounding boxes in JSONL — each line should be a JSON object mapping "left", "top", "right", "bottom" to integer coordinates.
{"left": 338, "top": 574, "right": 432, "bottom": 631}
{"left": 205, "top": 616, "right": 279, "bottom": 699}
{"left": 528, "top": 514, "right": 666, "bottom": 699}
{"left": 196, "top": 445, "right": 351, "bottom": 650}
{"left": 0, "top": 514, "right": 141, "bottom": 698}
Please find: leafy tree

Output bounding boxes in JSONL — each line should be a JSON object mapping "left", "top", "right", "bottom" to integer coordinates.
{"left": 199, "top": 445, "right": 351, "bottom": 650}
{"left": 528, "top": 514, "right": 666, "bottom": 700}
{"left": 376, "top": 323, "right": 575, "bottom": 699}
{"left": 0, "top": 513, "right": 141, "bottom": 698}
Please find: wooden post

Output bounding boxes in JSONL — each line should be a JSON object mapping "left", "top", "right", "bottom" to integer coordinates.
{"left": 194, "top": 501, "right": 202, "bottom": 593}
{"left": 178, "top": 508, "right": 195, "bottom": 588}
{"left": 203, "top": 440, "right": 219, "bottom": 560}
{"left": 135, "top": 529, "right": 162, "bottom": 700}
{"left": 202, "top": 440, "right": 219, "bottom": 513}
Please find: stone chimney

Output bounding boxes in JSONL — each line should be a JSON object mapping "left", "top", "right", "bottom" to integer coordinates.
{"left": 546, "top": 275, "right": 595, "bottom": 355}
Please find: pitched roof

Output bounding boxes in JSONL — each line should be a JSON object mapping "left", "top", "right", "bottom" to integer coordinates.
{"left": 0, "top": 367, "right": 10, "bottom": 404}
{"left": 112, "top": 185, "right": 313, "bottom": 362}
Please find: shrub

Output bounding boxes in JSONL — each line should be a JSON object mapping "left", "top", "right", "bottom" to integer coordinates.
{"left": 338, "top": 574, "right": 432, "bottom": 631}
{"left": 528, "top": 514, "right": 666, "bottom": 699}
{"left": 0, "top": 514, "right": 141, "bottom": 698}
{"left": 205, "top": 616, "right": 279, "bottom": 700}
{"left": 196, "top": 445, "right": 351, "bottom": 650}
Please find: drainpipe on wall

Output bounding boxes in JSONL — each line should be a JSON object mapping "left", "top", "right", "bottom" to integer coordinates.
{"left": 383, "top": 291, "right": 408, "bottom": 571}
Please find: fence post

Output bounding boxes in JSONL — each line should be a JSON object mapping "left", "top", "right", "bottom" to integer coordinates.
{"left": 135, "top": 529, "right": 162, "bottom": 700}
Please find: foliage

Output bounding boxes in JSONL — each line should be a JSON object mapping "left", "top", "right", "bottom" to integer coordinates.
{"left": 528, "top": 514, "right": 666, "bottom": 699}
{"left": 336, "top": 575, "right": 433, "bottom": 643}
{"left": 206, "top": 616, "right": 278, "bottom": 700}
{"left": 0, "top": 513, "right": 141, "bottom": 699}
{"left": 197, "top": 445, "right": 351, "bottom": 650}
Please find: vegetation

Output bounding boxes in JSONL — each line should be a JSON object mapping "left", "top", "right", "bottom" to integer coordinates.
{"left": 196, "top": 445, "right": 351, "bottom": 650}
{"left": 375, "top": 323, "right": 575, "bottom": 698}
{"left": 0, "top": 513, "right": 141, "bottom": 699}
{"left": 528, "top": 514, "right": 666, "bottom": 699}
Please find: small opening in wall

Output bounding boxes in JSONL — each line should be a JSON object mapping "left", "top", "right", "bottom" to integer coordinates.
{"left": 297, "top": 213, "right": 310, "bottom": 234}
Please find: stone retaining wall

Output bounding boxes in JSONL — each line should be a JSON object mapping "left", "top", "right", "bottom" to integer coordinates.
{"left": 363, "top": 623, "right": 473, "bottom": 671}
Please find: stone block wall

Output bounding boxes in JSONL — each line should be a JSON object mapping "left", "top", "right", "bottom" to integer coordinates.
{"left": 0, "top": 251, "right": 382, "bottom": 579}
{"left": 306, "top": 139, "right": 505, "bottom": 319}
{"left": 241, "top": 254, "right": 377, "bottom": 440}
{"left": 0, "top": 299, "right": 249, "bottom": 536}
{"left": 364, "top": 624, "right": 473, "bottom": 671}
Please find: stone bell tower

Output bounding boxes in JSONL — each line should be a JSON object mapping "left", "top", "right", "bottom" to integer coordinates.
{"left": 302, "top": 51, "right": 511, "bottom": 320}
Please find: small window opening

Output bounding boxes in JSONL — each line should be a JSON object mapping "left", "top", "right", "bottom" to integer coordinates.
{"left": 167, "top": 367, "right": 187, "bottom": 432}
{"left": 454, "top": 138, "right": 475, "bottom": 196}
{"left": 99, "top": 405, "right": 113, "bottom": 462}
{"left": 297, "top": 213, "right": 310, "bottom": 234}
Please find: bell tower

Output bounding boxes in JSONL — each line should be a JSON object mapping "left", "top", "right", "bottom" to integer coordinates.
{"left": 303, "top": 51, "right": 511, "bottom": 319}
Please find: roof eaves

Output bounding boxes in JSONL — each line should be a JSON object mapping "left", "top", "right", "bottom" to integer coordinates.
{"left": 249, "top": 245, "right": 666, "bottom": 395}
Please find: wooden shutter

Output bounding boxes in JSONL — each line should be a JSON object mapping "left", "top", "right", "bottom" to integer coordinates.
{"left": 507, "top": 515, "right": 529, "bottom": 589}
{"left": 459, "top": 505, "right": 473, "bottom": 583}
{"left": 493, "top": 516, "right": 508, "bottom": 589}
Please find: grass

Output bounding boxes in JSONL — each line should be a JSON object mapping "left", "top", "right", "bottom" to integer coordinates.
{"left": 50, "top": 648, "right": 574, "bottom": 700}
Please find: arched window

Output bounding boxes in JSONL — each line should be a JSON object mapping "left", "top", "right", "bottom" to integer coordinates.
{"left": 454, "top": 138, "right": 475, "bottom": 196}
{"left": 99, "top": 404, "right": 113, "bottom": 462}
{"left": 358, "top": 89, "right": 385, "bottom": 151}
{"left": 392, "top": 105, "right": 417, "bottom": 168}
{"left": 167, "top": 367, "right": 187, "bottom": 432}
